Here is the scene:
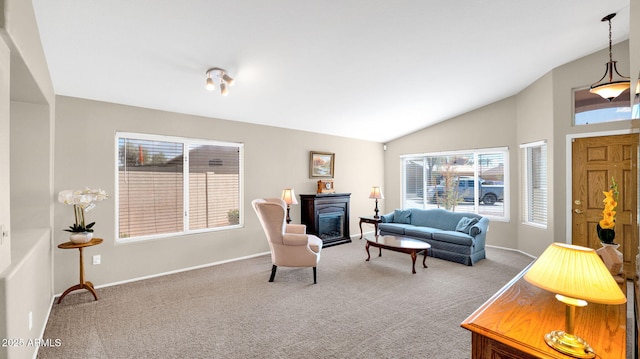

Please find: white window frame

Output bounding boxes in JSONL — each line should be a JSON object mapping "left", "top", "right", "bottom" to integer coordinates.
{"left": 115, "top": 132, "right": 244, "bottom": 243}
{"left": 400, "top": 147, "right": 509, "bottom": 222}
{"left": 520, "top": 140, "right": 547, "bottom": 228}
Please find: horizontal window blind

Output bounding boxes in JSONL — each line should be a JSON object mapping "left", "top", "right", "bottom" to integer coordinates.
{"left": 188, "top": 144, "right": 240, "bottom": 230}
{"left": 520, "top": 141, "right": 547, "bottom": 227}
{"left": 117, "top": 133, "right": 243, "bottom": 241}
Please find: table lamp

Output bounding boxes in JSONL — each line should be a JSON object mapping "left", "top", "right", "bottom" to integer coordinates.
{"left": 281, "top": 188, "right": 298, "bottom": 224}
{"left": 524, "top": 242, "right": 626, "bottom": 358}
{"left": 369, "top": 186, "right": 384, "bottom": 218}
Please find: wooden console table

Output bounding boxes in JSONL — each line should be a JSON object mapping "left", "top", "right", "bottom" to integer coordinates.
{"left": 461, "top": 264, "right": 626, "bottom": 358}
{"left": 57, "top": 238, "right": 103, "bottom": 304}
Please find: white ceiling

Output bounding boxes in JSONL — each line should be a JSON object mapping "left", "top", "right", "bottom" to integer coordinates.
{"left": 32, "top": 0, "right": 630, "bottom": 143}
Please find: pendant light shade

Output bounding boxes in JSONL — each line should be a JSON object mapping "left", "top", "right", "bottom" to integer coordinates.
{"left": 589, "top": 13, "right": 629, "bottom": 101}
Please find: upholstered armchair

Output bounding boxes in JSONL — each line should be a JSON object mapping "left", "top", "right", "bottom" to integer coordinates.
{"left": 252, "top": 198, "right": 323, "bottom": 284}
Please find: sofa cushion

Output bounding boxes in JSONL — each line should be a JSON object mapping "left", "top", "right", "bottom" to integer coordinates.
{"left": 377, "top": 223, "right": 407, "bottom": 235}
{"left": 455, "top": 217, "right": 479, "bottom": 234}
{"left": 403, "top": 226, "right": 437, "bottom": 240}
{"left": 431, "top": 231, "right": 474, "bottom": 246}
{"left": 394, "top": 209, "right": 412, "bottom": 224}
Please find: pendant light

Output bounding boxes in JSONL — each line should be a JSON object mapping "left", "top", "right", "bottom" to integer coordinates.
{"left": 589, "top": 13, "right": 630, "bottom": 101}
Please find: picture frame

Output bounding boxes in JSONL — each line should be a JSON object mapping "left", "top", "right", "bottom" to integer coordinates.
{"left": 309, "top": 151, "right": 335, "bottom": 178}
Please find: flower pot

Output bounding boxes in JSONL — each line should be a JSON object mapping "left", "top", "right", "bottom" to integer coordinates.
{"left": 596, "top": 223, "right": 615, "bottom": 244}
{"left": 69, "top": 232, "right": 93, "bottom": 244}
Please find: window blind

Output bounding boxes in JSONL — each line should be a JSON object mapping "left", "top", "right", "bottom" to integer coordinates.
{"left": 117, "top": 133, "right": 243, "bottom": 241}
{"left": 520, "top": 141, "right": 547, "bottom": 227}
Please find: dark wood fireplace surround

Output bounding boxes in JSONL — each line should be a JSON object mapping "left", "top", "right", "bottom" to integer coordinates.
{"left": 300, "top": 193, "right": 351, "bottom": 247}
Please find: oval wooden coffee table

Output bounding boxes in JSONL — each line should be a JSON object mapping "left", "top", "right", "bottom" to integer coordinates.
{"left": 364, "top": 234, "right": 430, "bottom": 274}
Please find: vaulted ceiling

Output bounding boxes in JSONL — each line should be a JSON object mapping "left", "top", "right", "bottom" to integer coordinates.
{"left": 32, "top": 0, "right": 630, "bottom": 142}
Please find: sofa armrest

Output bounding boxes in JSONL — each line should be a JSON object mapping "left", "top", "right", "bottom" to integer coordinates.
{"left": 380, "top": 212, "right": 395, "bottom": 223}
{"left": 470, "top": 217, "right": 489, "bottom": 249}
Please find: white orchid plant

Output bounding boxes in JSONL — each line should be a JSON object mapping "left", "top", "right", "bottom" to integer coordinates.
{"left": 58, "top": 188, "right": 109, "bottom": 233}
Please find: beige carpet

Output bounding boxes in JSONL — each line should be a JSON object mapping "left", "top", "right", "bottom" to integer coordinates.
{"left": 38, "top": 241, "right": 533, "bottom": 358}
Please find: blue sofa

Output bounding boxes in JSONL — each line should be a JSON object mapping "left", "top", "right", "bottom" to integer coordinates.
{"left": 378, "top": 208, "right": 489, "bottom": 266}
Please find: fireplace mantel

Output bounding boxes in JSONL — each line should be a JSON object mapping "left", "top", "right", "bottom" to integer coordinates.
{"left": 300, "top": 193, "right": 351, "bottom": 247}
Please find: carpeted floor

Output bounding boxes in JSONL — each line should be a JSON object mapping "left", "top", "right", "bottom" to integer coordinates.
{"left": 38, "top": 241, "right": 534, "bottom": 358}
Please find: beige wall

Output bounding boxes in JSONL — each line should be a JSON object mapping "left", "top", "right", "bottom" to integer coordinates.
{"left": 0, "top": 25, "right": 10, "bottom": 275}
{"left": 384, "top": 97, "right": 519, "bottom": 249}
{"left": 1, "top": 0, "right": 56, "bottom": 358}
{"left": 515, "top": 72, "right": 554, "bottom": 256}
{"left": 385, "top": 40, "right": 636, "bottom": 258}
{"left": 53, "top": 96, "right": 384, "bottom": 293}
{"left": 551, "top": 40, "right": 637, "bottom": 250}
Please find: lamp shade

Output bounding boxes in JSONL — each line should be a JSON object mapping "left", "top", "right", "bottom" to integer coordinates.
{"left": 281, "top": 188, "right": 298, "bottom": 205}
{"left": 369, "top": 186, "right": 384, "bottom": 199}
{"left": 524, "top": 243, "right": 626, "bottom": 305}
{"left": 590, "top": 80, "right": 630, "bottom": 101}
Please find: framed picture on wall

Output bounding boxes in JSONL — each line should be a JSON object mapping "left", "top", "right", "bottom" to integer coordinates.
{"left": 309, "top": 151, "right": 334, "bottom": 178}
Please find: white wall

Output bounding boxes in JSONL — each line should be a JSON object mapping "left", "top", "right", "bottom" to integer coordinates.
{"left": 53, "top": 96, "right": 384, "bottom": 294}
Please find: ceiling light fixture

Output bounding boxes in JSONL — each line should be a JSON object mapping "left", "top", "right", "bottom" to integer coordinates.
{"left": 589, "top": 13, "right": 630, "bottom": 101}
{"left": 205, "top": 67, "right": 234, "bottom": 96}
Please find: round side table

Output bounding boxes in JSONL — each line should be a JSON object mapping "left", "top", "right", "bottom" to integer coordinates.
{"left": 57, "top": 237, "right": 103, "bottom": 304}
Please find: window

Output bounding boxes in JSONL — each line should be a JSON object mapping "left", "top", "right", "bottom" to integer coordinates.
{"left": 520, "top": 141, "right": 547, "bottom": 228}
{"left": 401, "top": 147, "right": 508, "bottom": 220}
{"left": 573, "top": 87, "right": 632, "bottom": 125}
{"left": 117, "top": 132, "right": 243, "bottom": 242}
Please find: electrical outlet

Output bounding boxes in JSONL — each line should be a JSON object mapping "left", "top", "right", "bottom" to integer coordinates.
{"left": 28, "top": 311, "right": 32, "bottom": 331}
{"left": 93, "top": 255, "right": 101, "bottom": 265}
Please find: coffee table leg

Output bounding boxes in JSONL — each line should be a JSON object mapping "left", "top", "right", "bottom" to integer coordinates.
{"left": 422, "top": 249, "right": 428, "bottom": 268}
{"left": 410, "top": 250, "right": 417, "bottom": 274}
{"left": 365, "top": 242, "right": 371, "bottom": 261}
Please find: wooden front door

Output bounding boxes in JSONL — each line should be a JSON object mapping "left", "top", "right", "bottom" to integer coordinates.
{"left": 572, "top": 134, "right": 638, "bottom": 278}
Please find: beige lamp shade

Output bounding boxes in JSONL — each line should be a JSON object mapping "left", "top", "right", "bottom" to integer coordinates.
{"left": 281, "top": 188, "right": 298, "bottom": 205}
{"left": 369, "top": 186, "right": 384, "bottom": 199}
{"left": 524, "top": 243, "right": 626, "bottom": 305}
{"left": 589, "top": 81, "right": 630, "bottom": 100}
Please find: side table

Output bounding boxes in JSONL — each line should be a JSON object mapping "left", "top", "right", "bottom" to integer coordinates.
{"left": 359, "top": 216, "right": 382, "bottom": 239}
{"left": 57, "top": 237, "right": 103, "bottom": 304}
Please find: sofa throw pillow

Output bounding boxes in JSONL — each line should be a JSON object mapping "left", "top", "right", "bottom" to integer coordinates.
{"left": 456, "top": 217, "right": 479, "bottom": 234}
{"left": 394, "top": 209, "right": 412, "bottom": 224}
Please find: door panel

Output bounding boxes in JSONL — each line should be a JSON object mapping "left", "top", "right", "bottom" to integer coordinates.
{"left": 572, "top": 134, "right": 638, "bottom": 278}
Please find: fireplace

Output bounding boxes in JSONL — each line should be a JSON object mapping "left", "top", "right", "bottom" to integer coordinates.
{"left": 300, "top": 193, "right": 351, "bottom": 247}
{"left": 318, "top": 212, "right": 344, "bottom": 240}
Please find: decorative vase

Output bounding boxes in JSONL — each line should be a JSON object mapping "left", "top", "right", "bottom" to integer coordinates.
{"left": 69, "top": 231, "right": 93, "bottom": 244}
{"left": 596, "top": 223, "right": 615, "bottom": 244}
{"left": 597, "top": 242, "right": 623, "bottom": 275}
